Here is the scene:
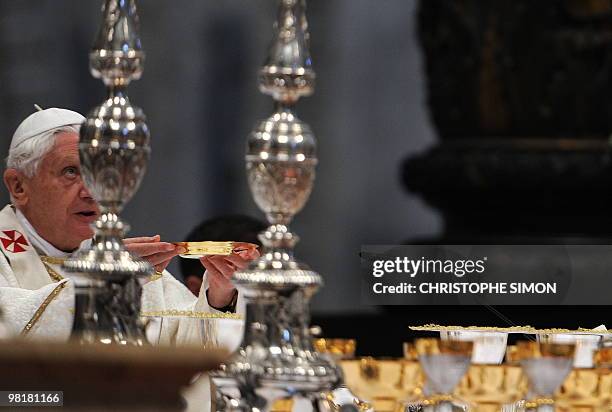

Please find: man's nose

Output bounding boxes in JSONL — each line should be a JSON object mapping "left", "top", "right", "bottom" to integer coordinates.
{"left": 78, "top": 179, "right": 94, "bottom": 200}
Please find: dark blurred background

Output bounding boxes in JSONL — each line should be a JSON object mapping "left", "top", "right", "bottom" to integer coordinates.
{"left": 1, "top": 1, "right": 610, "bottom": 356}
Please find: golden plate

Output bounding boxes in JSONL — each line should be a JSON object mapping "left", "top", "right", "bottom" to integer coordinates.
{"left": 174, "top": 241, "right": 258, "bottom": 259}
{"left": 409, "top": 324, "right": 611, "bottom": 335}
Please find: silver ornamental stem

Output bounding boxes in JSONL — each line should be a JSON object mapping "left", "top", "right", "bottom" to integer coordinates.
{"left": 212, "top": 1, "right": 341, "bottom": 410}
{"left": 62, "top": 0, "right": 151, "bottom": 346}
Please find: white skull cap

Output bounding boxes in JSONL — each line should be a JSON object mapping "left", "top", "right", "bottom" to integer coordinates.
{"left": 10, "top": 107, "right": 85, "bottom": 151}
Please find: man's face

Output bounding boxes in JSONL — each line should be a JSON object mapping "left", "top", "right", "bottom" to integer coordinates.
{"left": 18, "top": 132, "right": 99, "bottom": 251}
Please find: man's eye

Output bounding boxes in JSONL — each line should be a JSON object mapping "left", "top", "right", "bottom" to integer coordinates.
{"left": 62, "top": 167, "right": 78, "bottom": 178}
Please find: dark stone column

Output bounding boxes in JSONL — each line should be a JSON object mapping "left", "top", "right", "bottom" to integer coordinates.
{"left": 398, "top": 0, "right": 612, "bottom": 332}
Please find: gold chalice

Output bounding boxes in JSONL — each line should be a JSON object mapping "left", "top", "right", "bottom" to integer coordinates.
{"left": 313, "top": 338, "right": 356, "bottom": 360}
{"left": 444, "top": 330, "right": 510, "bottom": 410}
{"left": 595, "top": 347, "right": 612, "bottom": 369}
{"left": 593, "top": 348, "right": 612, "bottom": 411}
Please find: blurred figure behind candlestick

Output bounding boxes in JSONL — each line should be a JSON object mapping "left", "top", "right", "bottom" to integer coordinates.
{"left": 180, "top": 215, "right": 266, "bottom": 296}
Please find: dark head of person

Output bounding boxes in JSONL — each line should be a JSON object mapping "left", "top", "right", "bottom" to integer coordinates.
{"left": 180, "top": 215, "right": 267, "bottom": 295}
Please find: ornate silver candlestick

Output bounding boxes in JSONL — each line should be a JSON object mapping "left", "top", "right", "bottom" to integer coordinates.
{"left": 213, "top": 1, "right": 342, "bottom": 410}
{"left": 63, "top": 0, "right": 151, "bottom": 346}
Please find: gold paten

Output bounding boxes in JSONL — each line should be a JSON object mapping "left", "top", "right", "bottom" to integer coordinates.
{"left": 174, "top": 241, "right": 258, "bottom": 256}
{"left": 410, "top": 324, "right": 612, "bottom": 335}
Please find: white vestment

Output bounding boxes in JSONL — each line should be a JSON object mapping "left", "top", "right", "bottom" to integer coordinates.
{"left": 0, "top": 204, "right": 243, "bottom": 342}
{"left": 0, "top": 204, "right": 244, "bottom": 411}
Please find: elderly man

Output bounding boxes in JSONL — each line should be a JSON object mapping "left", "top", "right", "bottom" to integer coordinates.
{"left": 0, "top": 107, "right": 255, "bottom": 343}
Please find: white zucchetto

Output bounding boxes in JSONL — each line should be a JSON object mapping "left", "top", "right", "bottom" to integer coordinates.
{"left": 10, "top": 107, "right": 85, "bottom": 151}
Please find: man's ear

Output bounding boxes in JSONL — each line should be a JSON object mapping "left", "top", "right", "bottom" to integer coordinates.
{"left": 3, "top": 169, "right": 28, "bottom": 207}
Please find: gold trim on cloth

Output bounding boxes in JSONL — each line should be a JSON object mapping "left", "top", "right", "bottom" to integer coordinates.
{"left": 40, "top": 256, "right": 65, "bottom": 282}
{"left": 40, "top": 256, "right": 66, "bottom": 265}
{"left": 41, "top": 262, "right": 64, "bottom": 282}
{"left": 21, "top": 281, "right": 68, "bottom": 336}
{"left": 141, "top": 310, "right": 243, "bottom": 320}
{"left": 40, "top": 256, "right": 161, "bottom": 283}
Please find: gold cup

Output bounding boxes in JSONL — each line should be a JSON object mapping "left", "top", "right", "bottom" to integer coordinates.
{"left": 595, "top": 347, "right": 612, "bottom": 369}
{"left": 403, "top": 342, "right": 417, "bottom": 361}
{"left": 557, "top": 368, "right": 603, "bottom": 410}
{"left": 313, "top": 338, "right": 356, "bottom": 359}
{"left": 505, "top": 345, "right": 521, "bottom": 365}
{"left": 516, "top": 341, "right": 576, "bottom": 359}
{"left": 594, "top": 348, "right": 612, "bottom": 411}
{"left": 456, "top": 363, "right": 527, "bottom": 408}
{"left": 338, "top": 357, "right": 425, "bottom": 412}
{"left": 414, "top": 338, "right": 473, "bottom": 357}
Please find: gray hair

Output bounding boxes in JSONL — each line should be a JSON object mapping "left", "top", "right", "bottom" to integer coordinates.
{"left": 5, "top": 125, "right": 80, "bottom": 178}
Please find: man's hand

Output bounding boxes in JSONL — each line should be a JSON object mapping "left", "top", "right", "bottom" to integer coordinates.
{"left": 124, "top": 235, "right": 185, "bottom": 273}
{"left": 200, "top": 244, "right": 259, "bottom": 309}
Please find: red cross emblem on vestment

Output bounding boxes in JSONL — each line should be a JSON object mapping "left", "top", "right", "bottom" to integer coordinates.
{"left": 0, "top": 230, "right": 29, "bottom": 253}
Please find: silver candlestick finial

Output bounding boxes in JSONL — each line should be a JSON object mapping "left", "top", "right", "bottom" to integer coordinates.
{"left": 62, "top": 0, "right": 151, "bottom": 346}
